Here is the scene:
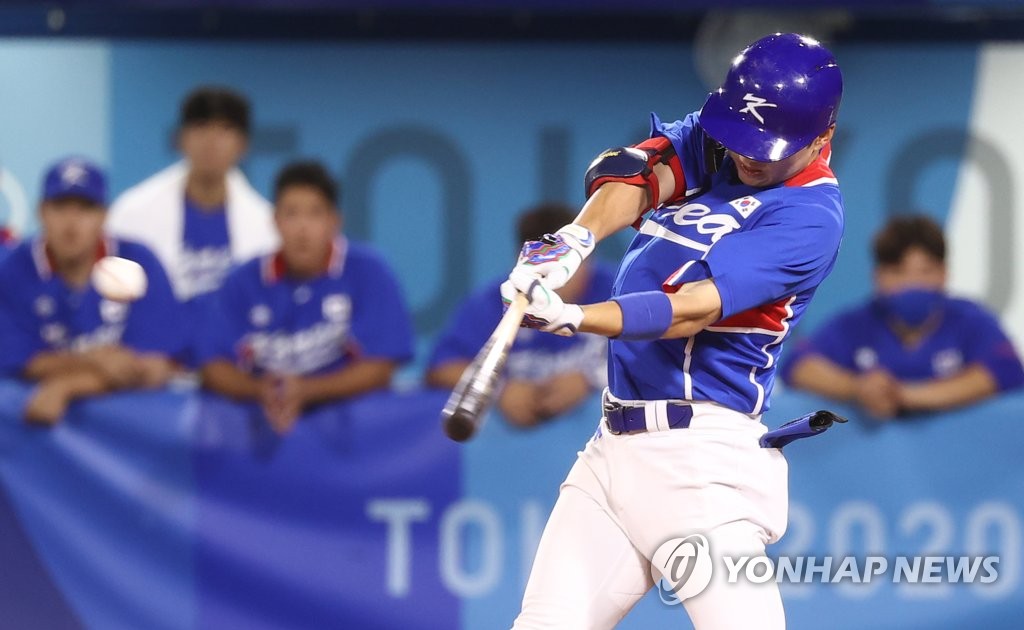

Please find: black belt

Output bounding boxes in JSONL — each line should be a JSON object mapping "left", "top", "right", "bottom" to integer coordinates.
{"left": 602, "top": 400, "right": 694, "bottom": 435}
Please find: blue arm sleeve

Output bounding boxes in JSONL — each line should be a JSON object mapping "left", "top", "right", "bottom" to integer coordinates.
{"left": 349, "top": 256, "right": 414, "bottom": 363}
{"left": 703, "top": 200, "right": 844, "bottom": 319}
{"left": 960, "top": 305, "right": 1024, "bottom": 392}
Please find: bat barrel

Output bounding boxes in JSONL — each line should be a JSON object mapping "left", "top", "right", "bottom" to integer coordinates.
{"left": 439, "top": 293, "right": 529, "bottom": 442}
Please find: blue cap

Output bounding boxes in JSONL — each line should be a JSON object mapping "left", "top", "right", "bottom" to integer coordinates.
{"left": 42, "top": 157, "right": 107, "bottom": 206}
{"left": 700, "top": 33, "right": 843, "bottom": 163}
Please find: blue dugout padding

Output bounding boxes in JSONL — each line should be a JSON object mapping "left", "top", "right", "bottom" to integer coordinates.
{"left": 0, "top": 379, "right": 1021, "bottom": 629}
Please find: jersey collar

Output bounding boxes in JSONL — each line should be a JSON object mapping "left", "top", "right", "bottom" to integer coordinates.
{"left": 32, "top": 235, "right": 117, "bottom": 281}
{"left": 784, "top": 142, "right": 838, "bottom": 188}
{"left": 261, "top": 236, "right": 348, "bottom": 285}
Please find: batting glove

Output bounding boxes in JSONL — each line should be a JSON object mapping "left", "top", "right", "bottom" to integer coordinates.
{"left": 508, "top": 224, "right": 595, "bottom": 292}
{"left": 500, "top": 277, "right": 583, "bottom": 337}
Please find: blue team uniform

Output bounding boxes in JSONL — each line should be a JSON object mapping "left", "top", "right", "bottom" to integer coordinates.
{"left": 0, "top": 237, "right": 185, "bottom": 375}
{"left": 196, "top": 238, "right": 414, "bottom": 376}
{"left": 177, "top": 199, "right": 234, "bottom": 366}
{"left": 609, "top": 112, "right": 845, "bottom": 414}
{"left": 430, "top": 263, "right": 615, "bottom": 384}
{"left": 781, "top": 296, "right": 1024, "bottom": 391}
{"left": 180, "top": 198, "right": 233, "bottom": 301}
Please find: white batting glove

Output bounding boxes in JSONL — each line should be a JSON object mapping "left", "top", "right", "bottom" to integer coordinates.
{"left": 500, "top": 278, "right": 583, "bottom": 337}
{"left": 508, "top": 224, "right": 595, "bottom": 292}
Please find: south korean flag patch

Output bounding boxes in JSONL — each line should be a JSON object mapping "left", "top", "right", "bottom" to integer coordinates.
{"left": 729, "top": 195, "right": 762, "bottom": 219}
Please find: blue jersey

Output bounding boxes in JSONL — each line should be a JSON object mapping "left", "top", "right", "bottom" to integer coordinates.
{"left": 196, "top": 238, "right": 414, "bottom": 376}
{"left": 0, "top": 237, "right": 185, "bottom": 375}
{"left": 180, "top": 198, "right": 233, "bottom": 301}
{"left": 781, "top": 296, "right": 1024, "bottom": 392}
{"left": 429, "top": 263, "right": 615, "bottom": 385}
{"left": 608, "top": 112, "right": 845, "bottom": 414}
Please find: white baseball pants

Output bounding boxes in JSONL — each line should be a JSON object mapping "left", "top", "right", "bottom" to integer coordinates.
{"left": 512, "top": 402, "right": 789, "bottom": 630}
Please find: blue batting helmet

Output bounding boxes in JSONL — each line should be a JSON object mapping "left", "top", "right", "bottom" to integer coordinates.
{"left": 699, "top": 33, "right": 842, "bottom": 163}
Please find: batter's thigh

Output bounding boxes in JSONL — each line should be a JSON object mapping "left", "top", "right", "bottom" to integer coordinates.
{"left": 681, "top": 520, "right": 785, "bottom": 630}
{"left": 604, "top": 419, "right": 790, "bottom": 557}
{"left": 596, "top": 416, "right": 788, "bottom": 629}
{"left": 513, "top": 459, "right": 653, "bottom": 630}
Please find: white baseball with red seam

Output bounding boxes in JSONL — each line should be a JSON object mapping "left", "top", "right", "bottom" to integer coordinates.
{"left": 91, "top": 256, "right": 148, "bottom": 302}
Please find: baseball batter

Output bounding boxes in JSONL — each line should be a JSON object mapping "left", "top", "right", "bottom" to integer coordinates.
{"left": 501, "top": 34, "right": 845, "bottom": 629}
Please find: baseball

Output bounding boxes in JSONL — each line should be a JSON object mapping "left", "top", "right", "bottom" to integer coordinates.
{"left": 91, "top": 256, "right": 148, "bottom": 302}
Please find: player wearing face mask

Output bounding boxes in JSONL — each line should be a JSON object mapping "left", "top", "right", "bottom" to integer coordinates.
{"left": 783, "top": 215, "right": 1024, "bottom": 419}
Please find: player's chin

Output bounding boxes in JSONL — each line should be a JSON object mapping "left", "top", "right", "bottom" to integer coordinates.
{"left": 736, "top": 170, "right": 769, "bottom": 187}
{"left": 283, "top": 249, "right": 323, "bottom": 273}
{"left": 54, "top": 240, "right": 92, "bottom": 261}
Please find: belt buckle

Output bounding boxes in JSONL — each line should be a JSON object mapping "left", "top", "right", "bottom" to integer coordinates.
{"left": 601, "top": 391, "right": 622, "bottom": 414}
{"left": 601, "top": 399, "right": 624, "bottom": 435}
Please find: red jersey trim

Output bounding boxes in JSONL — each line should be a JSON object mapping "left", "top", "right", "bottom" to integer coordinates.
{"left": 785, "top": 142, "right": 837, "bottom": 188}
{"left": 708, "top": 297, "right": 792, "bottom": 334}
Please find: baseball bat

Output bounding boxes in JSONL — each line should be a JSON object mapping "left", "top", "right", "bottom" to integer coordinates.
{"left": 441, "top": 292, "right": 529, "bottom": 442}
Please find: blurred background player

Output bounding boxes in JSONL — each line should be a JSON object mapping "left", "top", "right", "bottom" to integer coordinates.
{"left": 502, "top": 33, "right": 843, "bottom": 629}
{"left": 197, "top": 161, "right": 414, "bottom": 434}
{"left": 426, "top": 202, "right": 614, "bottom": 428}
{"left": 0, "top": 158, "right": 183, "bottom": 424}
{"left": 106, "top": 86, "right": 278, "bottom": 324}
{"left": 783, "top": 214, "right": 1024, "bottom": 418}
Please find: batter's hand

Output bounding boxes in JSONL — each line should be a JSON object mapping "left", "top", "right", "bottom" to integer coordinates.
{"left": 508, "top": 224, "right": 595, "bottom": 292}
{"left": 501, "top": 277, "right": 582, "bottom": 336}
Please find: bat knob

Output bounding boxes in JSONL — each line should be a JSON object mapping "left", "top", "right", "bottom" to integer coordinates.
{"left": 442, "top": 409, "right": 477, "bottom": 442}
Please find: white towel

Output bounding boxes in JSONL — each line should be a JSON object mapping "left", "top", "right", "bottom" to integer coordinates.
{"left": 107, "top": 160, "right": 279, "bottom": 301}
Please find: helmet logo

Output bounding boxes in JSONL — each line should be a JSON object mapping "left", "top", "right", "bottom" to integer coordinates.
{"left": 738, "top": 93, "right": 778, "bottom": 124}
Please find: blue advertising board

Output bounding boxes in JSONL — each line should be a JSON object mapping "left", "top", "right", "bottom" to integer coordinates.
{"left": 0, "top": 379, "right": 1021, "bottom": 629}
